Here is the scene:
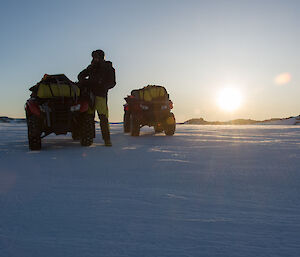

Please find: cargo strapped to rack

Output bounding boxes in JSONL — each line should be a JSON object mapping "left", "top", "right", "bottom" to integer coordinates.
{"left": 30, "top": 74, "right": 80, "bottom": 99}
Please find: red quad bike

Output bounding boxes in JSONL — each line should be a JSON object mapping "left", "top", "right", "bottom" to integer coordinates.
{"left": 123, "top": 85, "right": 176, "bottom": 136}
{"left": 25, "top": 74, "right": 95, "bottom": 150}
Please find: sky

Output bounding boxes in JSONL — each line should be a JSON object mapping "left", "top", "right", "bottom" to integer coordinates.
{"left": 0, "top": 0, "right": 299, "bottom": 122}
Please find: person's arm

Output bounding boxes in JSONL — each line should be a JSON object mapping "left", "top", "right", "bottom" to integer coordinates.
{"left": 103, "top": 62, "right": 116, "bottom": 89}
{"left": 77, "top": 65, "right": 91, "bottom": 81}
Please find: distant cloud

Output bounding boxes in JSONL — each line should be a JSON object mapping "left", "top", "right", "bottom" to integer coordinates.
{"left": 274, "top": 72, "right": 291, "bottom": 85}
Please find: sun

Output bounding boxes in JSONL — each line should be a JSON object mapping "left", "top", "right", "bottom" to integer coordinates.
{"left": 217, "top": 88, "right": 242, "bottom": 112}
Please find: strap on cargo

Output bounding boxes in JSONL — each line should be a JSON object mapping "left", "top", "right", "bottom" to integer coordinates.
{"left": 69, "top": 85, "right": 72, "bottom": 98}
{"left": 48, "top": 84, "right": 54, "bottom": 97}
{"left": 54, "top": 77, "right": 62, "bottom": 100}
{"left": 70, "top": 84, "right": 78, "bottom": 102}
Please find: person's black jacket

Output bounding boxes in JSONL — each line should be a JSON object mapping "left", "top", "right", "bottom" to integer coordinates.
{"left": 78, "top": 61, "right": 116, "bottom": 97}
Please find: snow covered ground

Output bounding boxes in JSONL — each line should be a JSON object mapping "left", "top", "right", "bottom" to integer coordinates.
{"left": 0, "top": 123, "right": 300, "bottom": 257}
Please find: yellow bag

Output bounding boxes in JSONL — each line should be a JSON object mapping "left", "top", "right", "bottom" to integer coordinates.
{"left": 37, "top": 83, "right": 80, "bottom": 98}
{"left": 159, "top": 87, "right": 166, "bottom": 97}
{"left": 139, "top": 87, "right": 152, "bottom": 101}
{"left": 139, "top": 85, "right": 167, "bottom": 102}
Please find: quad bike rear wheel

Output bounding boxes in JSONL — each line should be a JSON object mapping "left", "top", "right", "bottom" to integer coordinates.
{"left": 72, "top": 128, "right": 80, "bottom": 140}
{"left": 123, "top": 111, "right": 131, "bottom": 133}
{"left": 80, "top": 113, "right": 95, "bottom": 146}
{"left": 130, "top": 114, "right": 140, "bottom": 136}
{"left": 164, "top": 113, "right": 176, "bottom": 136}
{"left": 27, "top": 115, "right": 42, "bottom": 150}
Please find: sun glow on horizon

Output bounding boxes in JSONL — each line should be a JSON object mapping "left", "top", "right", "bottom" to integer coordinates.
{"left": 217, "top": 88, "right": 243, "bottom": 112}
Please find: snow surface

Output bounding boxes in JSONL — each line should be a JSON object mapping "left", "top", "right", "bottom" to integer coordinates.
{"left": 0, "top": 123, "right": 300, "bottom": 257}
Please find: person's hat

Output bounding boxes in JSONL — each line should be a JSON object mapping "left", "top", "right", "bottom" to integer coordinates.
{"left": 92, "top": 49, "right": 105, "bottom": 59}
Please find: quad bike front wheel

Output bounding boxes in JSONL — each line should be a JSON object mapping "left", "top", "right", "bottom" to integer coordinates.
{"left": 27, "top": 115, "right": 42, "bottom": 150}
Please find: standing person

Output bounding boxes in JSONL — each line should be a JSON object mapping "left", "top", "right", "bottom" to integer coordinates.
{"left": 78, "top": 50, "right": 116, "bottom": 146}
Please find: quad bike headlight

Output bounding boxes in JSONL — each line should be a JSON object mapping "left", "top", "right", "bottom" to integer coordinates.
{"left": 70, "top": 104, "right": 81, "bottom": 112}
{"left": 39, "top": 106, "right": 46, "bottom": 112}
{"left": 39, "top": 105, "right": 51, "bottom": 113}
{"left": 140, "top": 104, "right": 149, "bottom": 110}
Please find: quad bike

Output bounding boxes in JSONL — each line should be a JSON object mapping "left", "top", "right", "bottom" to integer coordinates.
{"left": 123, "top": 85, "right": 176, "bottom": 136}
{"left": 25, "top": 74, "right": 95, "bottom": 150}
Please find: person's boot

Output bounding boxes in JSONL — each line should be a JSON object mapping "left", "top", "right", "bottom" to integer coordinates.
{"left": 99, "top": 114, "right": 112, "bottom": 146}
{"left": 104, "top": 140, "right": 112, "bottom": 147}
